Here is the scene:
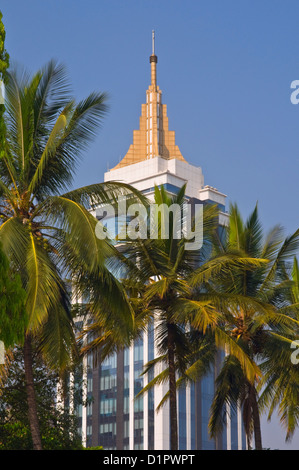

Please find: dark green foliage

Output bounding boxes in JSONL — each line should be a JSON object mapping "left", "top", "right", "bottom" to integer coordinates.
{"left": 0, "top": 346, "right": 84, "bottom": 450}
{"left": 0, "top": 11, "right": 9, "bottom": 78}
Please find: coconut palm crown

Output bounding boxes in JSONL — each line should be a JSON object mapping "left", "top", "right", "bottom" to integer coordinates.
{"left": 0, "top": 60, "right": 140, "bottom": 449}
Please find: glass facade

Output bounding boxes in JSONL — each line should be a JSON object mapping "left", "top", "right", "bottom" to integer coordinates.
{"left": 201, "top": 372, "right": 216, "bottom": 450}
{"left": 86, "top": 351, "right": 93, "bottom": 447}
{"left": 147, "top": 324, "right": 155, "bottom": 450}
{"left": 178, "top": 386, "right": 187, "bottom": 450}
{"left": 74, "top": 311, "right": 245, "bottom": 450}
{"left": 99, "top": 353, "right": 117, "bottom": 449}
{"left": 134, "top": 337, "right": 144, "bottom": 449}
{"left": 190, "top": 382, "right": 196, "bottom": 450}
{"left": 123, "top": 348, "right": 130, "bottom": 449}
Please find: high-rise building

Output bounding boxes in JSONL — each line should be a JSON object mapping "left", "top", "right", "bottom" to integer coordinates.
{"left": 77, "top": 33, "right": 246, "bottom": 450}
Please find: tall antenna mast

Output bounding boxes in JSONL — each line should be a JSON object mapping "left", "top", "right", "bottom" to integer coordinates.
{"left": 150, "top": 30, "right": 157, "bottom": 88}
{"left": 152, "top": 30, "right": 155, "bottom": 55}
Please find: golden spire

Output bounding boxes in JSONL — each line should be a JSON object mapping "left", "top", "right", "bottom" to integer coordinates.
{"left": 111, "top": 31, "right": 186, "bottom": 170}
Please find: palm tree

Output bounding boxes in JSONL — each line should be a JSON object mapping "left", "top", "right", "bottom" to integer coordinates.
{"left": 0, "top": 60, "right": 140, "bottom": 449}
{"left": 103, "top": 184, "right": 207, "bottom": 449}
{"left": 117, "top": 186, "right": 263, "bottom": 450}
{"left": 258, "top": 255, "right": 299, "bottom": 442}
{"left": 207, "top": 203, "right": 299, "bottom": 449}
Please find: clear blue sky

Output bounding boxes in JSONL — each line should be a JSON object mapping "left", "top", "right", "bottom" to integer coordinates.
{"left": 1, "top": 0, "right": 299, "bottom": 449}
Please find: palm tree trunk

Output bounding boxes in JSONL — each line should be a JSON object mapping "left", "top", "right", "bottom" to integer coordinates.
{"left": 24, "top": 334, "right": 43, "bottom": 450}
{"left": 246, "top": 433, "right": 251, "bottom": 450}
{"left": 252, "top": 389, "right": 263, "bottom": 450}
{"left": 167, "top": 324, "right": 178, "bottom": 450}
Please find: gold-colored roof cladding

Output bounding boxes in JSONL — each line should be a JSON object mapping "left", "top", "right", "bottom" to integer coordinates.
{"left": 112, "top": 31, "right": 186, "bottom": 170}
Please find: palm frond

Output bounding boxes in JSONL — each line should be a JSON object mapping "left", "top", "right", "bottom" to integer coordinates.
{"left": 209, "top": 354, "right": 245, "bottom": 438}
{"left": 25, "top": 232, "right": 63, "bottom": 331}
{"left": 40, "top": 195, "right": 113, "bottom": 273}
{"left": 228, "top": 202, "right": 244, "bottom": 250}
{"left": 38, "top": 283, "right": 78, "bottom": 372}
{"left": 189, "top": 253, "right": 268, "bottom": 287}
{"left": 0, "top": 217, "right": 29, "bottom": 267}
